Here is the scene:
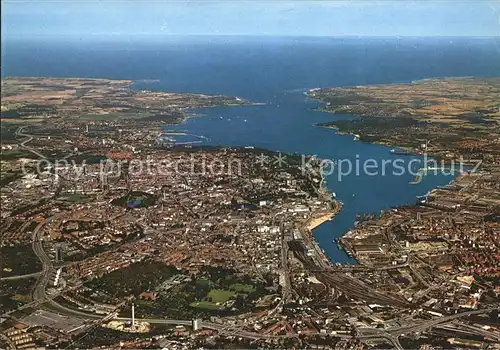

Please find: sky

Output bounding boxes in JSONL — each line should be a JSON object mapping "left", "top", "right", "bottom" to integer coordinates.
{"left": 2, "top": 0, "right": 500, "bottom": 40}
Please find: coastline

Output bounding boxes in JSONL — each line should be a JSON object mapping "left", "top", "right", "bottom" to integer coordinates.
{"left": 306, "top": 87, "right": 460, "bottom": 265}
{"left": 305, "top": 211, "right": 337, "bottom": 231}
{"left": 168, "top": 93, "right": 352, "bottom": 266}
{"left": 155, "top": 82, "right": 457, "bottom": 267}
{"left": 157, "top": 85, "right": 459, "bottom": 267}
{"left": 305, "top": 165, "right": 346, "bottom": 266}
{"left": 129, "top": 79, "right": 350, "bottom": 267}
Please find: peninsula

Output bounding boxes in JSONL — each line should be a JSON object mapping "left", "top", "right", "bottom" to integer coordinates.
{"left": 309, "top": 77, "right": 500, "bottom": 161}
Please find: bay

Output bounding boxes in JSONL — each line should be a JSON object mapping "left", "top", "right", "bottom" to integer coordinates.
{"left": 3, "top": 36, "right": 500, "bottom": 263}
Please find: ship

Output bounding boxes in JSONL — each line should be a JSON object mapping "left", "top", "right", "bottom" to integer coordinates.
{"left": 354, "top": 214, "right": 361, "bottom": 227}
{"left": 390, "top": 148, "right": 413, "bottom": 155}
{"left": 333, "top": 238, "right": 344, "bottom": 250}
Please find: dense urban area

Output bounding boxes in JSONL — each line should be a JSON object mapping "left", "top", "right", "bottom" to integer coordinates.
{"left": 1, "top": 77, "right": 499, "bottom": 349}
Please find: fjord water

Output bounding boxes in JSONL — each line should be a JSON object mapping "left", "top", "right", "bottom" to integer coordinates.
{"left": 4, "top": 37, "right": 500, "bottom": 263}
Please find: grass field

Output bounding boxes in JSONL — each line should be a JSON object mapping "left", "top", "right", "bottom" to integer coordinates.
{"left": 196, "top": 279, "right": 210, "bottom": 288}
{"left": 208, "top": 289, "right": 235, "bottom": 303}
{"left": 58, "top": 194, "right": 91, "bottom": 203}
{"left": 190, "top": 301, "right": 221, "bottom": 310}
{"left": 10, "top": 294, "right": 31, "bottom": 303}
{"left": 230, "top": 283, "right": 255, "bottom": 293}
{"left": 1, "top": 149, "right": 39, "bottom": 160}
{"left": 190, "top": 289, "right": 236, "bottom": 310}
{"left": 78, "top": 112, "right": 153, "bottom": 120}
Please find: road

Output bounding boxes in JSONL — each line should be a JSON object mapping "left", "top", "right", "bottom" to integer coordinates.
{"left": 22, "top": 216, "right": 279, "bottom": 341}
{"left": 357, "top": 307, "right": 499, "bottom": 350}
{"left": 115, "top": 317, "right": 349, "bottom": 341}
{"left": 0, "top": 333, "right": 16, "bottom": 350}
{"left": 357, "top": 329, "right": 403, "bottom": 350}
{"left": 28, "top": 214, "right": 99, "bottom": 316}
{"left": 279, "top": 219, "right": 292, "bottom": 303}
{"left": 31, "top": 218, "right": 54, "bottom": 303}
{"left": 16, "top": 224, "right": 500, "bottom": 346}
{"left": 0, "top": 271, "right": 42, "bottom": 281}
{"left": 386, "top": 307, "right": 499, "bottom": 336}
{"left": 16, "top": 126, "right": 47, "bottom": 159}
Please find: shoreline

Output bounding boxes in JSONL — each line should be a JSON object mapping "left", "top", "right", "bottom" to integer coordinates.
{"left": 155, "top": 83, "right": 454, "bottom": 267}
{"left": 305, "top": 211, "right": 336, "bottom": 231}
{"left": 307, "top": 90, "right": 466, "bottom": 265}
{"left": 131, "top": 81, "right": 348, "bottom": 261}
{"left": 168, "top": 93, "right": 353, "bottom": 266}
{"left": 305, "top": 165, "right": 347, "bottom": 266}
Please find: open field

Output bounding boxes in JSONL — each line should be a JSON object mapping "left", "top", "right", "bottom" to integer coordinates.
{"left": 1, "top": 77, "right": 247, "bottom": 123}
{"left": 208, "top": 289, "right": 235, "bottom": 303}
{"left": 230, "top": 283, "right": 255, "bottom": 293}
{"left": 309, "top": 77, "right": 500, "bottom": 158}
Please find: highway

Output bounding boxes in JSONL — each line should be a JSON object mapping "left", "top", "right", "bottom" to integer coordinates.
{"left": 1, "top": 218, "right": 58, "bottom": 318}
{"left": 279, "top": 219, "right": 293, "bottom": 303}
{"left": 26, "top": 213, "right": 107, "bottom": 320}
{"left": 357, "top": 328, "right": 403, "bottom": 350}
{"left": 0, "top": 271, "right": 41, "bottom": 281}
{"left": 31, "top": 219, "right": 54, "bottom": 303}
{"left": 124, "top": 308, "right": 496, "bottom": 347}
{"left": 15, "top": 126, "right": 47, "bottom": 159}
{"left": 357, "top": 307, "right": 499, "bottom": 350}
{"left": 115, "top": 317, "right": 266, "bottom": 340}
{"left": 386, "top": 307, "right": 499, "bottom": 336}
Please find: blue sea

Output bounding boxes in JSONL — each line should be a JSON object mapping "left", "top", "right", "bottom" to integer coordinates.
{"left": 3, "top": 36, "right": 500, "bottom": 263}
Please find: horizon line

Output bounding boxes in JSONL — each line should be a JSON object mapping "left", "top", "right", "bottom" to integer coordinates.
{"left": 3, "top": 34, "right": 499, "bottom": 40}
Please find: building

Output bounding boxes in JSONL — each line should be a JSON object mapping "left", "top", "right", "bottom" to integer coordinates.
{"left": 55, "top": 245, "right": 64, "bottom": 262}
{"left": 192, "top": 318, "right": 201, "bottom": 331}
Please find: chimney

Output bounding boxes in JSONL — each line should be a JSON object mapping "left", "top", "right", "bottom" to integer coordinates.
{"left": 131, "top": 303, "right": 135, "bottom": 327}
